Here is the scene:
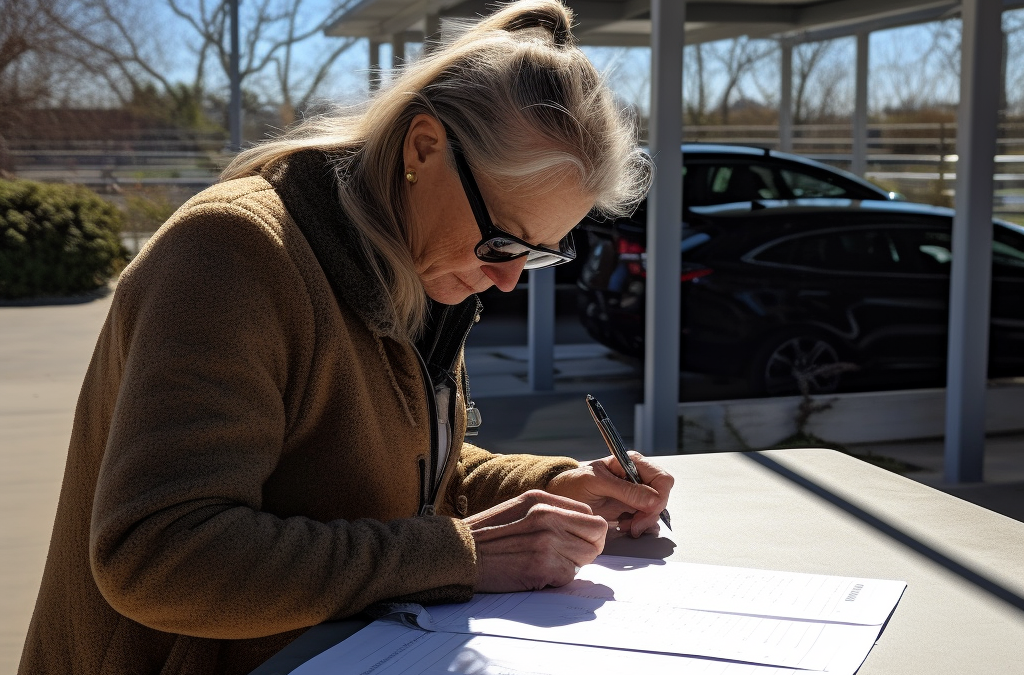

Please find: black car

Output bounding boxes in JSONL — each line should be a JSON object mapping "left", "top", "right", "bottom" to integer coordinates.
{"left": 541, "top": 144, "right": 895, "bottom": 286}
{"left": 578, "top": 198, "right": 1024, "bottom": 396}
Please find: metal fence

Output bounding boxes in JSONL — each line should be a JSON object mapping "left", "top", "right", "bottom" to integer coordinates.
{"left": 7, "top": 121, "right": 1024, "bottom": 224}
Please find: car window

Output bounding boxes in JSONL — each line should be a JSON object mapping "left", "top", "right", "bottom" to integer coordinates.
{"left": 691, "top": 163, "right": 784, "bottom": 205}
{"left": 897, "top": 225, "right": 1024, "bottom": 276}
{"left": 753, "top": 229, "right": 905, "bottom": 273}
{"left": 994, "top": 224, "right": 1024, "bottom": 274}
{"left": 779, "top": 169, "right": 849, "bottom": 198}
{"left": 903, "top": 230, "right": 953, "bottom": 273}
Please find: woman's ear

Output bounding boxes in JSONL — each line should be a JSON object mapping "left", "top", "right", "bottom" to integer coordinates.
{"left": 403, "top": 114, "right": 447, "bottom": 170}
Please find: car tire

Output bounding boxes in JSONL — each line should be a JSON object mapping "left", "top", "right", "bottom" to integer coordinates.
{"left": 748, "top": 331, "right": 849, "bottom": 397}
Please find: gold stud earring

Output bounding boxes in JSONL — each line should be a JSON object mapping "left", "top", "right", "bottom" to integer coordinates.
{"left": 405, "top": 169, "right": 417, "bottom": 184}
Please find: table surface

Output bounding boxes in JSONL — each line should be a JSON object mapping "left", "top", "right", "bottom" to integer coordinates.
{"left": 252, "top": 448, "right": 1024, "bottom": 675}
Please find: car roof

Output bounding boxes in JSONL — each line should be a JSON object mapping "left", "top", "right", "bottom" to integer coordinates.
{"left": 679, "top": 143, "right": 890, "bottom": 198}
{"left": 689, "top": 198, "right": 956, "bottom": 220}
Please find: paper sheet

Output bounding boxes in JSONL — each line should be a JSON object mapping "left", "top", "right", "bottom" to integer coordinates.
{"left": 291, "top": 621, "right": 805, "bottom": 675}
{"left": 288, "top": 556, "right": 904, "bottom": 675}
{"left": 546, "top": 555, "right": 906, "bottom": 625}
{"left": 424, "top": 591, "right": 881, "bottom": 671}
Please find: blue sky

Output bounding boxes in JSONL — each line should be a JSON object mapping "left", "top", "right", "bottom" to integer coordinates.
{"left": 154, "top": 3, "right": 1023, "bottom": 118}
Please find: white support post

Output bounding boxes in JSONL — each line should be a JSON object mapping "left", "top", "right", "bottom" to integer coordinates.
{"left": 852, "top": 32, "right": 870, "bottom": 176}
{"left": 779, "top": 40, "right": 793, "bottom": 152}
{"left": 228, "top": 0, "right": 241, "bottom": 152}
{"left": 527, "top": 268, "right": 556, "bottom": 391}
{"left": 368, "top": 39, "right": 382, "bottom": 92}
{"left": 391, "top": 35, "right": 406, "bottom": 70}
{"left": 641, "top": 0, "right": 685, "bottom": 455}
{"left": 424, "top": 13, "right": 441, "bottom": 53}
{"left": 944, "top": 0, "right": 1002, "bottom": 483}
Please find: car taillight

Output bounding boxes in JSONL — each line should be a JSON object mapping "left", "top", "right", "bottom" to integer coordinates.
{"left": 616, "top": 237, "right": 647, "bottom": 277}
{"left": 680, "top": 268, "right": 713, "bottom": 283}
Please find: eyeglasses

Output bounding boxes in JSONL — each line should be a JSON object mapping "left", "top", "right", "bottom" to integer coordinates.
{"left": 447, "top": 132, "right": 576, "bottom": 269}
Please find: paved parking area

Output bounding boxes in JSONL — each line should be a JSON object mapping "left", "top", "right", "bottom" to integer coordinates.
{"left": 0, "top": 292, "right": 112, "bottom": 673}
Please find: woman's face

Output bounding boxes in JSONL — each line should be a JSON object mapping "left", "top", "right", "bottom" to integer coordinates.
{"left": 403, "top": 115, "right": 594, "bottom": 305}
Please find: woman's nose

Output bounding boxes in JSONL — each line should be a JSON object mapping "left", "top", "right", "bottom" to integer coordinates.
{"left": 481, "top": 257, "right": 529, "bottom": 292}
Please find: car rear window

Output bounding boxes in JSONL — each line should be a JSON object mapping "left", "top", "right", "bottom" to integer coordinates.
{"left": 779, "top": 169, "right": 849, "bottom": 198}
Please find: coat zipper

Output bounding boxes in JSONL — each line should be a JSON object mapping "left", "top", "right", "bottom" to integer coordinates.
{"left": 414, "top": 301, "right": 481, "bottom": 517}
{"left": 414, "top": 347, "right": 440, "bottom": 517}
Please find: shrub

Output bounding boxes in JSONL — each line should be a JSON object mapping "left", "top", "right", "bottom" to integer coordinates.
{"left": 0, "top": 179, "right": 129, "bottom": 299}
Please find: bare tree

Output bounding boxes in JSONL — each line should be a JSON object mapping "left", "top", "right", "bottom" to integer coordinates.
{"left": 792, "top": 39, "right": 851, "bottom": 122}
{"left": 584, "top": 46, "right": 650, "bottom": 118}
{"left": 1005, "top": 10, "right": 1024, "bottom": 115}
{"left": 38, "top": 0, "right": 195, "bottom": 109}
{"left": 706, "top": 37, "right": 777, "bottom": 123}
{"left": 166, "top": 0, "right": 359, "bottom": 123}
{"left": 683, "top": 43, "right": 711, "bottom": 125}
{"left": 793, "top": 41, "right": 831, "bottom": 123}
{"left": 873, "top": 22, "right": 961, "bottom": 112}
{"left": 0, "top": 0, "right": 66, "bottom": 107}
{"left": 1, "top": 0, "right": 70, "bottom": 169}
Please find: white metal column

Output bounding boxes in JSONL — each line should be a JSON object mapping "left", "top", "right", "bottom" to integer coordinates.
{"left": 392, "top": 35, "right": 406, "bottom": 69}
{"left": 528, "top": 268, "right": 556, "bottom": 391}
{"left": 425, "top": 13, "right": 441, "bottom": 48}
{"left": 228, "top": 0, "right": 241, "bottom": 151}
{"left": 852, "top": 32, "right": 870, "bottom": 177}
{"left": 944, "top": 0, "right": 1003, "bottom": 483}
{"left": 368, "top": 39, "right": 382, "bottom": 92}
{"left": 641, "top": 0, "right": 685, "bottom": 454}
{"left": 779, "top": 40, "right": 793, "bottom": 152}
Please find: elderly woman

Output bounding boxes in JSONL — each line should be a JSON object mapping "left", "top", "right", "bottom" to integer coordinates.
{"left": 19, "top": 1, "right": 671, "bottom": 673}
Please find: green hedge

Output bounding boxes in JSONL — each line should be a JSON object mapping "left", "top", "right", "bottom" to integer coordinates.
{"left": 0, "top": 179, "right": 129, "bottom": 299}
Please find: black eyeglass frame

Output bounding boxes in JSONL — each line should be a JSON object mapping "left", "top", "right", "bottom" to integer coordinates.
{"left": 445, "top": 129, "right": 576, "bottom": 269}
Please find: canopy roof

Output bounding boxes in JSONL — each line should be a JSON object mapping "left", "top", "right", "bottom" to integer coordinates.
{"left": 325, "top": 0, "right": 1021, "bottom": 46}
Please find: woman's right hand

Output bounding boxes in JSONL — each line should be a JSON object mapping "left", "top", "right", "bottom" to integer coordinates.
{"left": 464, "top": 490, "right": 607, "bottom": 593}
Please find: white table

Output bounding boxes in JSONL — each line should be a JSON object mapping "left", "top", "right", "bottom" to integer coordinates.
{"left": 252, "top": 448, "right": 1024, "bottom": 674}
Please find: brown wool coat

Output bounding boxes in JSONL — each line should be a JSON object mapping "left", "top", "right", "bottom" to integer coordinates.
{"left": 19, "top": 159, "right": 578, "bottom": 674}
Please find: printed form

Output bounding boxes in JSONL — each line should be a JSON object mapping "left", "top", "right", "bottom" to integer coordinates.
{"left": 291, "top": 555, "right": 905, "bottom": 675}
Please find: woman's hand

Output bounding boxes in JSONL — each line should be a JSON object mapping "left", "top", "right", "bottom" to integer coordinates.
{"left": 545, "top": 452, "right": 674, "bottom": 538}
{"left": 465, "top": 490, "right": 607, "bottom": 593}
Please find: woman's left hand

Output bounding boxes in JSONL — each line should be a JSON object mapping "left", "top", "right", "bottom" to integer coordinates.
{"left": 545, "top": 452, "right": 674, "bottom": 538}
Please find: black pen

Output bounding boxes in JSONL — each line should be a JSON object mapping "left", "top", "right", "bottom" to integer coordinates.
{"left": 586, "top": 394, "right": 672, "bottom": 531}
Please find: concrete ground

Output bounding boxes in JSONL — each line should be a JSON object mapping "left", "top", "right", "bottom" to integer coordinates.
{"left": 2, "top": 288, "right": 1023, "bottom": 671}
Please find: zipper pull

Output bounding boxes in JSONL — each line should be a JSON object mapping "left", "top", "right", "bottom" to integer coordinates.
{"left": 465, "top": 404, "right": 482, "bottom": 437}
{"left": 419, "top": 504, "right": 436, "bottom": 516}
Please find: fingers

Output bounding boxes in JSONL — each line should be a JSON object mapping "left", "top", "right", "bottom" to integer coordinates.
{"left": 471, "top": 499, "right": 606, "bottom": 547}
{"left": 464, "top": 489, "right": 594, "bottom": 530}
{"left": 469, "top": 492, "right": 607, "bottom": 593}
{"left": 552, "top": 454, "right": 674, "bottom": 538}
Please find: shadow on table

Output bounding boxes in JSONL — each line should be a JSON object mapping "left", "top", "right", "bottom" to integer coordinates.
{"left": 744, "top": 451, "right": 1024, "bottom": 615}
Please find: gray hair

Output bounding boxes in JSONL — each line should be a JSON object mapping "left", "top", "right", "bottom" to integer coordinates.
{"left": 222, "top": 0, "right": 651, "bottom": 340}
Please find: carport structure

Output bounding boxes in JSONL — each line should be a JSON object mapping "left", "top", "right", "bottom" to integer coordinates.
{"left": 325, "top": 0, "right": 1018, "bottom": 482}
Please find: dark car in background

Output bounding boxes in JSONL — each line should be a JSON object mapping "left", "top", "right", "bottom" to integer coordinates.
{"left": 578, "top": 199, "right": 1024, "bottom": 396}
{"left": 551, "top": 143, "right": 895, "bottom": 286}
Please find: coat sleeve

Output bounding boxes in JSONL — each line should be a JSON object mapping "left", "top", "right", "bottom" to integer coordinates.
{"left": 451, "top": 444, "right": 579, "bottom": 516}
{"left": 89, "top": 198, "right": 477, "bottom": 640}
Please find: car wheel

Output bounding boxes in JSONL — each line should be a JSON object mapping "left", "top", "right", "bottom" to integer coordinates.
{"left": 750, "top": 332, "right": 846, "bottom": 396}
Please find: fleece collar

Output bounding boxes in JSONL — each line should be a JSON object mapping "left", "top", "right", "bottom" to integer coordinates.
{"left": 264, "top": 149, "right": 401, "bottom": 338}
